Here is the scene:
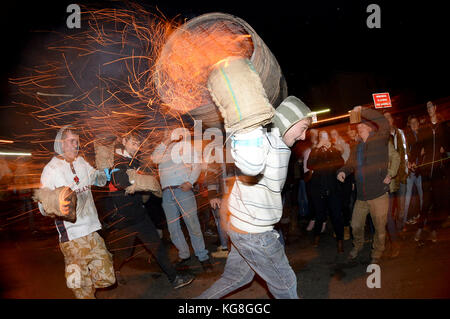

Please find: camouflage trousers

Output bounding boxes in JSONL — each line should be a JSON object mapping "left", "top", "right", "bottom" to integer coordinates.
{"left": 59, "top": 231, "right": 116, "bottom": 299}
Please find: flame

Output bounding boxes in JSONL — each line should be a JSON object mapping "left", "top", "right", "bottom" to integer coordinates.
{"left": 154, "top": 23, "right": 253, "bottom": 113}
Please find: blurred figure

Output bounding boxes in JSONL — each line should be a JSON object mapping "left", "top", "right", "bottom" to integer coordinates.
{"left": 332, "top": 127, "right": 352, "bottom": 240}
{"left": 303, "top": 129, "right": 326, "bottom": 233}
{"left": 330, "top": 128, "right": 350, "bottom": 162}
{"left": 403, "top": 115, "right": 423, "bottom": 227}
{"left": 0, "top": 157, "right": 13, "bottom": 202}
{"left": 103, "top": 132, "right": 194, "bottom": 289}
{"left": 152, "top": 129, "right": 213, "bottom": 272}
{"left": 383, "top": 112, "right": 408, "bottom": 229}
{"left": 307, "top": 129, "right": 345, "bottom": 253}
{"left": 13, "top": 156, "right": 36, "bottom": 234}
{"left": 414, "top": 101, "right": 449, "bottom": 243}
{"left": 337, "top": 106, "right": 391, "bottom": 264}
{"left": 385, "top": 140, "right": 401, "bottom": 258}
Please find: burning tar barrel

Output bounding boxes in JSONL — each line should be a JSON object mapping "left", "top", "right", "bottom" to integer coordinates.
{"left": 154, "top": 12, "right": 288, "bottom": 128}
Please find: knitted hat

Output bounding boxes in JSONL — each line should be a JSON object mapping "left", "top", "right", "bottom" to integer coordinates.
{"left": 272, "top": 96, "right": 312, "bottom": 136}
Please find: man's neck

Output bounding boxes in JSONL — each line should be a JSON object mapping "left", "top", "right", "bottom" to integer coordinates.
{"left": 430, "top": 115, "right": 438, "bottom": 124}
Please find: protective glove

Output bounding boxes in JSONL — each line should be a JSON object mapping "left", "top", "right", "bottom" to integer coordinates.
{"left": 33, "top": 186, "right": 77, "bottom": 223}
{"left": 104, "top": 168, "right": 120, "bottom": 182}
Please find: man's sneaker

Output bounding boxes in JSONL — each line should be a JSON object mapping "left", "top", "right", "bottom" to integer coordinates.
{"left": 344, "top": 226, "right": 351, "bottom": 240}
{"left": 115, "top": 271, "right": 127, "bottom": 286}
{"left": 175, "top": 257, "right": 192, "bottom": 270}
{"left": 204, "top": 229, "right": 216, "bottom": 237}
{"left": 171, "top": 273, "right": 195, "bottom": 289}
{"left": 348, "top": 247, "right": 359, "bottom": 261}
{"left": 200, "top": 258, "right": 214, "bottom": 273}
{"left": 414, "top": 229, "right": 422, "bottom": 242}
{"left": 306, "top": 220, "right": 315, "bottom": 231}
{"left": 429, "top": 230, "right": 437, "bottom": 243}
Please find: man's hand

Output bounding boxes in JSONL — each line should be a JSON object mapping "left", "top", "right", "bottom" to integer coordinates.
{"left": 180, "top": 182, "right": 193, "bottom": 192}
{"left": 210, "top": 198, "right": 221, "bottom": 209}
{"left": 440, "top": 146, "right": 445, "bottom": 154}
{"left": 383, "top": 175, "right": 392, "bottom": 185}
{"left": 337, "top": 171, "right": 346, "bottom": 182}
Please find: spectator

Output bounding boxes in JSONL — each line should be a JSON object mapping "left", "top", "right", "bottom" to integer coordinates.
{"left": 383, "top": 111, "right": 408, "bottom": 233}
{"left": 204, "top": 161, "right": 235, "bottom": 258}
{"left": 307, "top": 129, "right": 345, "bottom": 253}
{"left": 337, "top": 106, "right": 391, "bottom": 264}
{"left": 414, "top": 101, "right": 449, "bottom": 243}
{"left": 331, "top": 127, "right": 352, "bottom": 240}
{"left": 386, "top": 139, "right": 401, "bottom": 257}
{"left": 303, "top": 129, "right": 326, "bottom": 234}
{"left": 151, "top": 129, "right": 213, "bottom": 272}
{"left": 330, "top": 128, "right": 350, "bottom": 163}
{"left": 13, "top": 156, "right": 36, "bottom": 234}
{"left": 403, "top": 115, "right": 423, "bottom": 227}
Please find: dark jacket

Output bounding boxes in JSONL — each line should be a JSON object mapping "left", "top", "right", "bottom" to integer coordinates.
{"left": 102, "top": 152, "right": 148, "bottom": 229}
{"left": 417, "top": 116, "right": 449, "bottom": 179}
{"left": 307, "top": 145, "right": 344, "bottom": 196}
{"left": 338, "top": 107, "right": 390, "bottom": 201}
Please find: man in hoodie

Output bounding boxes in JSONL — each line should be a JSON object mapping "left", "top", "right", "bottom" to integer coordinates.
{"left": 196, "top": 57, "right": 312, "bottom": 299}
{"left": 337, "top": 106, "right": 391, "bottom": 264}
{"left": 34, "top": 125, "right": 115, "bottom": 298}
{"left": 414, "top": 101, "right": 449, "bottom": 243}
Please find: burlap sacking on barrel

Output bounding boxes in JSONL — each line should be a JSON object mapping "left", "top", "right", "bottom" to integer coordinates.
{"left": 349, "top": 109, "right": 362, "bottom": 124}
{"left": 33, "top": 186, "right": 77, "bottom": 223}
{"left": 94, "top": 141, "right": 115, "bottom": 170}
{"left": 125, "top": 169, "right": 162, "bottom": 198}
{"left": 207, "top": 57, "right": 275, "bottom": 133}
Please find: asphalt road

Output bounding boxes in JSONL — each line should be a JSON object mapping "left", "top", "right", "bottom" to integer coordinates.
{"left": 1, "top": 198, "right": 449, "bottom": 299}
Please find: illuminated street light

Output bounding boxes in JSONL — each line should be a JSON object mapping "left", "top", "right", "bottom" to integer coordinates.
{"left": 0, "top": 151, "right": 32, "bottom": 156}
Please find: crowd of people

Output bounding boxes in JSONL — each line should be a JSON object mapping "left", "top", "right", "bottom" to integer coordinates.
{"left": 1, "top": 70, "right": 449, "bottom": 299}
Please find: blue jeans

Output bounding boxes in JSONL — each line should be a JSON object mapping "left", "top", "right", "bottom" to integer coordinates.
{"left": 196, "top": 228, "right": 299, "bottom": 299}
{"left": 211, "top": 207, "right": 228, "bottom": 248}
{"left": 161, "top": 188, "right": 209, "bottom": 261}
{"left": 403, "top": 174, "right": 423, "bottom": 227}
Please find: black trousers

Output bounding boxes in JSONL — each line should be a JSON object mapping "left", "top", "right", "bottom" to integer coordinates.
{"left": 417, "top": 173, "right": 448, "bottom": 231}
{"left": 106, "top": 215, "right": 177, "bottom": 282}
{"left": 311, "top": 191, "right": 344, "bottom": 240}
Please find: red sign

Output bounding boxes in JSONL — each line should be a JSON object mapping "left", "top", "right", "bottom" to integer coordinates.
{"left": 372, "top": 92, "right": 392, "bottom": 109}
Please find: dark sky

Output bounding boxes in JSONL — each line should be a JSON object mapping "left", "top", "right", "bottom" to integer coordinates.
{"left": 1, "top": 0, "right": 449, "bottom": 147}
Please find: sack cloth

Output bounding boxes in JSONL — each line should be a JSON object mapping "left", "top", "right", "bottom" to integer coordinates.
{"left": 33, "top": 186, "right": 77, "bottom": 223}
{"left": 94, "top": 141, "right": 115, "bottom": 170}
{"left": 125, "top": 169, "right": 162, "bottom": 198}
{"left": 207, "top": 57, "right": 275, "bottom": 133}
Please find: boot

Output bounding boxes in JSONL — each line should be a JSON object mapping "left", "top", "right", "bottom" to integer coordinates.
{"left": 390, "top": 242, "right": 400, "bottom": 258}
{"left": 337, "top": 240, "right": 344, "bottom": 254}
{"left": 313, "top": 235, "right": 320, "bottom": 247}
{"left": 344, "top": 226, "right": 351, "bottom": 240}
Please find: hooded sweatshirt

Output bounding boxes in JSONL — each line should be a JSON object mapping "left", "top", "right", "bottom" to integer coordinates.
{"left": 38, "top": 126, "right": 104, "bottom": 242}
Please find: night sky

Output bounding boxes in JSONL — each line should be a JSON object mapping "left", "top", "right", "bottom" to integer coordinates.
{"left": 1, "top": 0, "right": 449, "bottom": 150}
